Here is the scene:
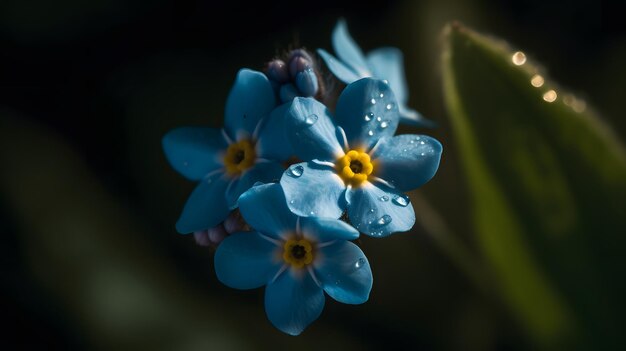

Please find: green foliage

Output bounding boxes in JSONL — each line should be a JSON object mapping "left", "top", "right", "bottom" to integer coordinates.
{"left": 442, "top": 23, "right": 626, "bottom": 349}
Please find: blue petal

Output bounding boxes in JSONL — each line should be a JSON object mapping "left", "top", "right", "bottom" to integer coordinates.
{"left": 215, "top": 231, "right": 282, "bottom": 290}
{"left": 317, "top": 49, "right": 360, "bottom": 84}
{"left": 225, "top": 161, "right": 285, "bottom": 209}
{"left": 334, "top": 78, "right": 399, "bottom": 150}
{"left": 371, "top": 134, "right": 442, "bottom": 191}
{"left": 314, "top": 241, "right": 372, "bottom": 304}
{"left": 224, "top": 69, "right": 277, "bottom": 140}
{"left": 345, "top": 182, "right": 415, "bottom": 237}
{"left": 285, "top": 97, "right": 344, "bottom": 162}
{"left": 237, "top": 183, "right": 297, "bottom": 240}
{"left": 366, "top": 47, "right": 408, "bottom": 104}
{"left": 265, "top": 269, "right": 325, "bottom": 335}
{"left": 175, "top": 173, "right": 230, "bottom": 234}
{"left": 300, "top": 216, "right": 359, "bottom": 243}
{"left": 162, "top": 127, "right": 227, "bottom": 181}
{"left": 281, "top": 161, "right": 345, "bottom": 219}
{"left": 332, "top": 19, "right": 371, "bottom": 77}
{"left": 255, "top": 103, "right": 294, "bottom": 162}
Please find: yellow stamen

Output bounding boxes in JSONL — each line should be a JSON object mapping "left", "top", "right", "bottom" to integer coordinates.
{"left": 282, "top": 238, "right": 314, "bottom": 269}
{"left": 223, "top": 139, "right": 256, "bottom": 175}
{"left": 335, "top": 149, "right": 373, "bottom": 187}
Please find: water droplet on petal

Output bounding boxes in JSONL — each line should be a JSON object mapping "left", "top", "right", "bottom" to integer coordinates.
{"left": 370, "top": 98, "right": 376, "bottom": 105}
{"left": 379, "top": 93, "right": 384, "bottom": 98}
{"left": 305, "top": 114, "right": 318, "bottom": 125}
{"left": 289, "top": 200, "right": 295, "bottom": 204}
{"left": 392, "top": 195, "right": 410, "bottom": 207}
{"left": 355, "top": 257, "right": 366, "bottom": 269}
{"left": 379, "top": 195, "right": 389, "bottom": 202}
{"left": 382, "top": 79, "right": 389, "bottom": 84}
{"left": 385, "top": 103, "right": 393, "bottom": 110}
{"left": 376, "top": 116, "right": 382, "bottom": 122}
{"left": 288, "top": 165, "right": 304, "bottom": 177}
{"left": 420, "top": 141, "right": 425, "bottom": 145}
{"left": 368, "top": 130, "right": 374, "bottom": 136}
{"left": 377, "top": 214, "right": 392, "bottom": 226}
{"left": 380, "top": 121, "right": 389, "bottom": 129}
{"left": 364, "top": 114, "right": 372, "bottom": 121}
{"left": 309, "top": 211, "right": 316, "bottom": 215}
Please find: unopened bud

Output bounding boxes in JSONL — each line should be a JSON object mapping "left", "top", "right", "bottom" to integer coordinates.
{"left": 295, "top": 68, "right": 319, "bottom": 97}
{"left": 267, "top": 59, "right": 289, "bottom": 84}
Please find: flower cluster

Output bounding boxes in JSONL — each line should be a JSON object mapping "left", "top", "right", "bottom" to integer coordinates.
{"left": 162, "top": 20, "right": 443, "bottom": 335}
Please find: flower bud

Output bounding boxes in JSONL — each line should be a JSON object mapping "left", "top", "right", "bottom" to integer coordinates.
{"left": 288, "top": 50, "right": 313, "bottom": 78}
{"left": 295, "top": 68, "right": 319, "bottom": 97}
{"left": 267, "top": 59, "right": 289, "bottom": 84}
{"left": 279, "top": 83, "right": 299, "bottom": 102}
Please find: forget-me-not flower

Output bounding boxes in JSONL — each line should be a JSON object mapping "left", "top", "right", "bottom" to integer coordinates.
{"left": 215, "top": 182, "right": 373, "bottom": 335}
{"left": 317, "top": 20, "right": 433, "bottom": 127}
{"left": 280, "top": 77, "right": 442, "bottom": 237}
{"left": 162, "top": 69, "right": 293, "bottom": 234}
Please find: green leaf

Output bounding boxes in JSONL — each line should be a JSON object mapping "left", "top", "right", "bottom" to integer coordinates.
{"left": 442, "top": 23, "right": 626, "bottom": 349}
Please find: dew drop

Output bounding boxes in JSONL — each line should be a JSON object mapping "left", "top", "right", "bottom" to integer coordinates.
{"left": 379, "top": 93, "right": 384, "bottom": 98}
{"left": 309, "top": 211, "right": 316, "bottom": 215}
{"left": 530, "top": 74, "right": 544, "bottom": 88}
{"left": 305, "top": 114, "right": 318, "bottom": 125}
{"left": 420, "top": 141, "right": 425, "bottom": 145}
{"left": 512, "top": 51, "right": 526, "bottom": 65}
{"left": 370, "top": 98, "right": 376, "bottom": 105}
{"left": 368, "top": 130, "right": 374, "bottom": 136}
{"left": 379, "top": 195, "right": 389, "bottom": 202}
{"left": 288, "top": 164, "right": 304, "bottom": 177}
{"left": 382, "top": 79, "right": 389, "bottom": 84}
{"left": 369, "top": 208, "right": 375, "bottom": 213}
{"left": 392, "top": 195, "right": 409, "bottom": 207}
{"left": 543, "top": 90, "right": 557, "bottom": 103}
{"left": 289, "top": 200, "right": 295, "bottom": 204}
{"left": 380, "top": 121, "right": 389, "bottom": 129}
{"left": 355, "top": 257, "right": 366, "bottom": 269}
{"left": 385, "top": 103, "right": 394, "bottom": 110}
{"left": 376, "top": 116, "right": 382, "bottom": 122}
{"left": 364, "top": 113, "right": 372, "bottom": 121}
{"left": 377, "top": 214, "right": 392, "bottom": 226}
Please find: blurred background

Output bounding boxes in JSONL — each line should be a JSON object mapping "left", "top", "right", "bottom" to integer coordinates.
{"left": 1, "top": 0, "right": 623, "bottom": 350}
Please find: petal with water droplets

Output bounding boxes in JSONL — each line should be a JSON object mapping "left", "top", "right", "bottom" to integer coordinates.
{"left": 314, "top": 240, "right": 372, "bottom": 304}
{"left": 345, "top": 182, "right": 415, "bottom": 237}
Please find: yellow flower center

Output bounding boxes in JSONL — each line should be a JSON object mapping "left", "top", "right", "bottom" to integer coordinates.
{"left": 336, "top": 149, "right": 373, "bottom": 187}
{"left": 282, "top": 238, "right": 314, "bottom": 269}
{"left": 224, "top": 139, "right": 256, "bottom": 175}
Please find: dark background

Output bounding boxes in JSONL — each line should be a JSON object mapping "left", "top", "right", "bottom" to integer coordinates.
{"left": 1, "top": 0, "right": 623, "bottom": 349}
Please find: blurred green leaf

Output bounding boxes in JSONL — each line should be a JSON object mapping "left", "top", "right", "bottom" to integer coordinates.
{"left": 442, "top": 23, "right": 626, "bottom": 349}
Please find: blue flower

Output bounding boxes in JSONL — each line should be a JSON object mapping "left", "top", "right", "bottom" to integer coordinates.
{"left": 215, "top": 182, "right": 373, "bottom": 335}
{"left": 317, "top": 19, "right": 434, "bottom": 127}
{"left": 162, "top": 69, "right": 293, "bottom": 234}
{"left": 280, "top": 77, "right": 442, "bottom": 237}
